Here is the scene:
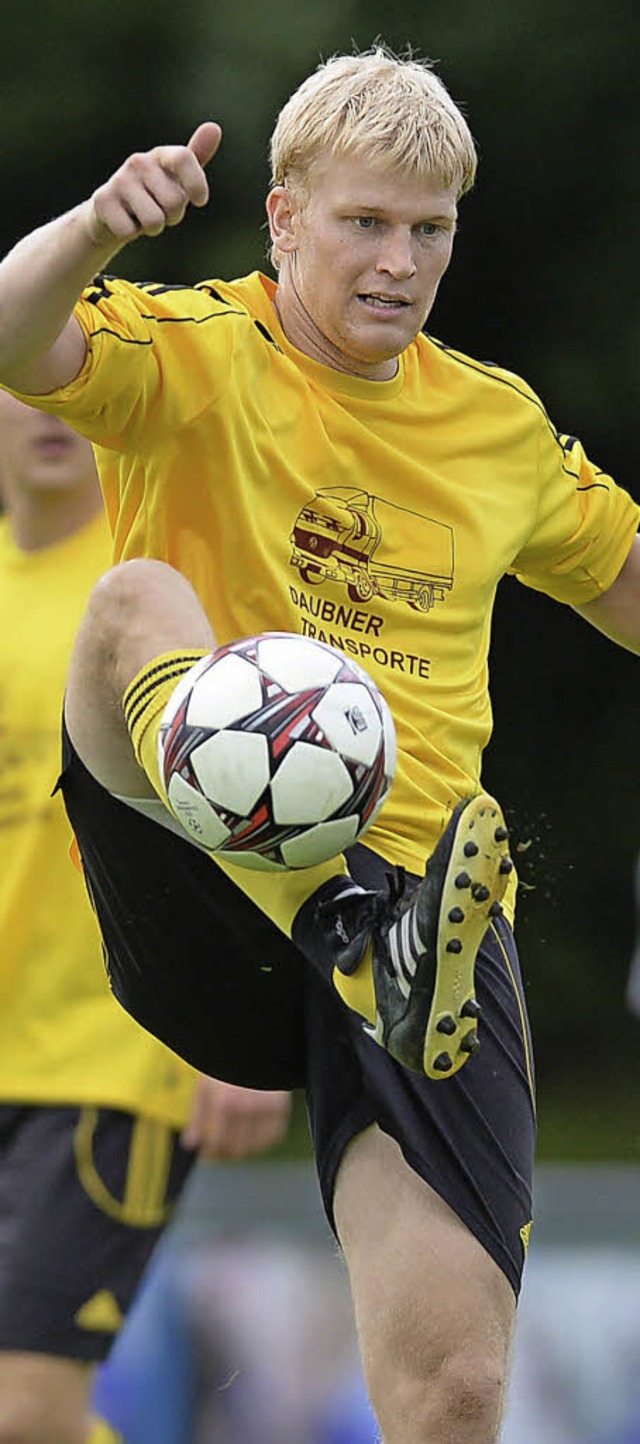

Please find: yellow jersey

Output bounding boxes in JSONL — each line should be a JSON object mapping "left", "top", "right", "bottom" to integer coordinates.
{"left": 0, "top": 511, "right": 197, "bottom": 1123}
{"left": 14, "top": 270, "right": 639, "bottom": 879}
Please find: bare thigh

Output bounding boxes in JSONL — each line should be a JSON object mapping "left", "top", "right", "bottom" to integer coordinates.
{"left": 0, "top": 1353, "right": 94, "bottom": 1444}
{"left": 334, "top": 1125, "right": 516, "bottom": 1444}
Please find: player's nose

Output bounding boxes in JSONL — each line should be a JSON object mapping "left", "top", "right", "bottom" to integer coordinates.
{"left": 375, "top": 228, "right": 417, "bottom": 279}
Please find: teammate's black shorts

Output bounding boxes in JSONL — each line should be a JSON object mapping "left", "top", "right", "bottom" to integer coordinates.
{"left": 0, "top": 1103, "right": 193, "bottom": 1362}
{"left": 59, "top": 723, "right": 536, "bottom": 1297}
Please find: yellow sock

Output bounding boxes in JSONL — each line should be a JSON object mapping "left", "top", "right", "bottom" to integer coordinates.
{"left": 88, "top": 1419, "right": 124, "bottom": 1444}
{"left": 123, "top": 649, "right": 209, "bottom": 797}
{"left": 122, "top": 651, "right": 350, "bottom": 939}
{"left": 332, "top": 946, "right": 377, "bottom": 1024}
{"left": 216, "top": 850, "right": 349, "bottom": 936}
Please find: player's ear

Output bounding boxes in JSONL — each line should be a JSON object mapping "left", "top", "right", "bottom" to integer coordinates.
{"left": 266, "top": 186, "right": 300, "bottom": 255}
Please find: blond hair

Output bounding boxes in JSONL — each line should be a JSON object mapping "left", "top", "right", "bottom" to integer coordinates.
{"left": 270, "top": 45, "right": 477, "bottom": 202}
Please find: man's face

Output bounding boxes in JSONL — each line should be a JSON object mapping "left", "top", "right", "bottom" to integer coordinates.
{"left": 270, "top": 153, "right": 459, "bottom": 379}
{"left": 0, "top": 390, "right": 95, "bottom": 499}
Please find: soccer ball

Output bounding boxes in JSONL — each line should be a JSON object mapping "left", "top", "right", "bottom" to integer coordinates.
{"left": 158, "top": 632, "right": 396, "bottom": 870}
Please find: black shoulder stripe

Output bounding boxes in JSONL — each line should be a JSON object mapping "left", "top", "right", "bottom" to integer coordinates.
{"left": 134, "top": 282, "right": 201, "bottom": 296}
{"left": 85, "top": 277, "right": 272, "bottom": 349}
{"left": 253, "top": 319, "right": 281, "bottom": 350}
{"left": 87, "top": 326, "right": 153, "bottom": 347}
{"left": 85, "top": 276, "right": 233, "bottom": 305}
{"left": 194, "top": 287, "right": 281, "bottom": 346}
{"left": 426, "top": 334, "right": 600, "bottom": 477}
{"left": 195, "top": 283, "right": 228, "bottom": 303}
{"left": 139, "top": 309, "right": 246, "bottom": 327}
{"left": 427, "top": 334, "right": 552, "bottom": 419}
{"left": 87, "top": 311, "right": 245, "bottom": 343}
{"left": 85, "top": 274, "right": 115, "bottom": 306}
{"left": 559, "top": 439, "right": 609, "bottom": 489}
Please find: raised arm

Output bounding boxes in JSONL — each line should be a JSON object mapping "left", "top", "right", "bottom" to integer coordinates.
{"left": 574, "top": 532, "right": 640, "bottom": 654}
{"left": 0, "top": 121, "right": 222, "bottom": 396}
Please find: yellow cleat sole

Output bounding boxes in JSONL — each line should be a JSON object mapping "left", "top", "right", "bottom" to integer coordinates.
{"left": 424, "top": 794, "right": 512, "bottom": 1080}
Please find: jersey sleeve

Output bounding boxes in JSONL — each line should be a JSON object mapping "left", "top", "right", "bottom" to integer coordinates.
{"left": 510, "top": 420, "right": 640, "bottom": 605}
{"left": 6, "top": 276, "right": 238, "bottom": 450}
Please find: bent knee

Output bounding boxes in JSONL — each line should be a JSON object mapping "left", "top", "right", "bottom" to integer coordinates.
{"left": 69, "top": 558, "right": 214, "bottom": 703}
{"left": 440, "top": 1353, "right": 506, "bottom": 1431}
{"left": 79, "top": 559, "right": 214, "bottom": 664}
{"left": 85, "top": 558, "right": 190, "bottom": 630}
{"left": 368, "top": 1346, "right": 507, "bottom": 1444}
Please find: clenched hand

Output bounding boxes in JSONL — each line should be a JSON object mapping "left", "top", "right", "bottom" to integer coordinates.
{"left": 86, "top": 121, "right": 222, "bottom": 246}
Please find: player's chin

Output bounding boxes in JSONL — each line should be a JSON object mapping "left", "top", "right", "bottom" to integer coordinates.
{"left": 358, "top": 311, "right": 421, "bottom": 353}
{"left": 354, "top": 326, "right": 418, "bottom": 365}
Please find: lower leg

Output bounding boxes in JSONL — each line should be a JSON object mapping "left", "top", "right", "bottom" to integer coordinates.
{"left": 334, "top": 1127, "right": 516, "bottom": 1444}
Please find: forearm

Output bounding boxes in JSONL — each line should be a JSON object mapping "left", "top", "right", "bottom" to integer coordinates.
{"left": 0, "top": 123, "right": 220, "bottom": 395}
{"left": 0, "top": 201, "right": 124, "bottom": 394}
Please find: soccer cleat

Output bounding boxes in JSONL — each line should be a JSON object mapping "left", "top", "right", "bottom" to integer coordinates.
{"left": 362, "top": 794, "right": 512, "bottom": 1077}
{"left": 291, "top": 793, "right": 512, "bottom": 1079}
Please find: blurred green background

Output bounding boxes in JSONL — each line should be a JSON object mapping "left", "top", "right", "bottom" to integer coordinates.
{"left": 4, "top": 0, "right": 639, "bottom": 1159}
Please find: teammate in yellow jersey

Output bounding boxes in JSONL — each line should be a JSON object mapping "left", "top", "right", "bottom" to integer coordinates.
{"left": 0, "top": 391, "right": 291, "bottom": 1444}
{"left": 0, "top": 44, "right": 638, "bottom": 1444}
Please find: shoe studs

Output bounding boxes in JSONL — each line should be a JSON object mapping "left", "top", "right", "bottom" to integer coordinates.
{"left": 436, "top": 1014, "right": 457, "bottom": 1035}
{"left": 433, "top": 1052, "right": 454, "bottom": 1072}
{"left": 471, "top": 882, "right": 490, "bottom": 902}
{"left": 380, "top": 792, "right": 513, "bottom": 1080}
{"left": 431, "top": 810, "right": 508, "bottom": 1079}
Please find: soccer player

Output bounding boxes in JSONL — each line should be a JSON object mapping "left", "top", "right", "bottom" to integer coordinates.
{"left": 0, "top": 391, "right": 291, "bottom": 1444}
{"left": 0, "top": 45, "right": 638, "bottom": 1443}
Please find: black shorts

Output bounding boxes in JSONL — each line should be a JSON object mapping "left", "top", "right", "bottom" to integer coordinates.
{"left": 0, "top": 1103, "right": 193, "bottom": 1362}
{"left": 60, "top": 725, "right": 536, "bottom": 1297}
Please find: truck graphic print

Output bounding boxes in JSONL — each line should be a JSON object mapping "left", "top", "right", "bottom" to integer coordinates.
{"left": 290, "top": 487, "right": 454, "bottom": 612}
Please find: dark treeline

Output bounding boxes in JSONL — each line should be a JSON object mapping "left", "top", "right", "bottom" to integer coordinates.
{"left": 4, "top": 0, "right": 639, "bottom": 1144}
